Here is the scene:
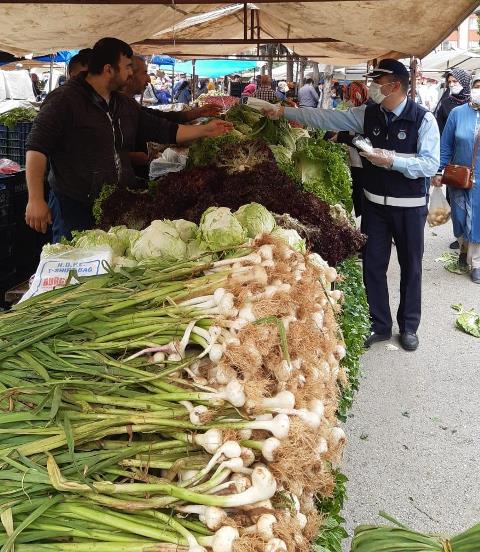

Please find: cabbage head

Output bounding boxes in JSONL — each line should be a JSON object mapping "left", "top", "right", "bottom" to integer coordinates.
{"left": 199, "top": 207, "right": 247, "bottom": 251}
{"left": 271, "top": 227, "right": 306, "bottom": 253}
{"left": 234, "top": 202, "right": 276, "bottom": 238}
{"left": 41, "top": 243, "right": 75, "bottom": 259}
{"left": 71, "top": 229, "right": 126, "bottom": 257}
{"left": 108, "top": 226, "right": 141, "bottom": 256}
{"left": 131, "top": 220, "right": 187, "bottom": 261}
{"left": 173, "top": 219, "right": 198, "bottom": 242}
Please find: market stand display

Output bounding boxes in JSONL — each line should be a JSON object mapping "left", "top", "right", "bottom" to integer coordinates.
{"left": 0, "top": 105, "right": 370, "bottom": 551}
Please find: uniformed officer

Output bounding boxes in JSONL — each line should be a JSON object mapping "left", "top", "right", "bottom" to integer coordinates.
{"left": 264, "top": 59, "right": 440, "bottom": 351}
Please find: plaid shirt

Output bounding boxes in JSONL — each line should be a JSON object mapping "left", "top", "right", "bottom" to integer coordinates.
{"left": 253, "top": 85, "right": 277, "bottom": 102}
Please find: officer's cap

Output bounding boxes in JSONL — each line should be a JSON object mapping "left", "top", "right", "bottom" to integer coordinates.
{"left": 365, "top": 59, "right": 410, "bottom": 79}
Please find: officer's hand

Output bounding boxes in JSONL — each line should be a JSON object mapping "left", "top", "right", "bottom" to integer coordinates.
{"left": 431, "top": 175, "right": 443, "bottom": 187}
{"left": 262, "top": 105, "right": 284, "bottom": 120}
{"left": 25, "top": 198, "right": 52, "bottom": 234}
{"left": 360, "top": 148, "right": 395, "bottom": 169}
{"left": 202, "top": 119, "right": 233, "bottom": 138}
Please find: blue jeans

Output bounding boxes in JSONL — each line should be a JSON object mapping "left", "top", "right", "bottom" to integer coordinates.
{"left": 48, "top": 191, "right": 94, "bottom": 243}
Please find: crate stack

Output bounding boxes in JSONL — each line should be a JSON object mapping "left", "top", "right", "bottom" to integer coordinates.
{"left": 0, "top": 121, "right": 34, "bottom": 166}
{"left": 0, "top": 173, "right": 26, "bottom": 300}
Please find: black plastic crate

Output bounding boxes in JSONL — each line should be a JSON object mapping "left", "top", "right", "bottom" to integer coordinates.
{"left": 0, "top": 172, "right": 27, "bottom": 224}
{"left": 7, "top": 122, "right": 33, "bottom": 167}
{"left": 0, "top": 125, "right": 8, "bottom": 157}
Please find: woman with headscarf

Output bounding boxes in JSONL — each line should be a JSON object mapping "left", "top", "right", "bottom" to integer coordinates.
{"left": 435, "top": 68, "right": 471, "bottom": 135}
{"left": 432, "top": 72, "right": 480, "bottom": 284}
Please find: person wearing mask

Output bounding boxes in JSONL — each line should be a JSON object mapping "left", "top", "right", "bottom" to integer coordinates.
{"left": 435, "top": 69, "right": 472, "bottom": 250}
{"left": 123, "top": 56, "right": 223, "bottom": 176}
{"left": 298, "top": 78, "right": 319, "bottom": 108}
{"left": 252, "top": 75, "right": 277, "bottom": 102}
{"left": 264, "top": 59, "right": 440, "bottom": 351}
{"left": 432, "top": 73, "right": 480, "bottom": 284}
{"left": 435, "top": 69, "right": 471, "bottom": 135}
{"left": 276, "top": 81, "right": 289, "bottom": 101}
{"left": 25, "top": 38, "right": 232, "bottom": 242}
{"left": 67, "top": 49, "right": 92, "bottom": 78}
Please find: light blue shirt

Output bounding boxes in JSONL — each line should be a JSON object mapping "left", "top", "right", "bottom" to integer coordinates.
{"left": 297, "top": 84, "right": 319, "bottom": 108}
{"left": 284, "top": 98, "right": 440, "bottom": 179}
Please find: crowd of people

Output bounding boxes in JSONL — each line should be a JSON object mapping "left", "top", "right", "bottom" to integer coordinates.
{"left": 22, "top": 39, "right": 480, "bottom": 355}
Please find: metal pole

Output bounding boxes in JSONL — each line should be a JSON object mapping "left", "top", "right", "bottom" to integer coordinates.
{"left": 192, "top": 59, "right": 196, "bottom": 103}
{"left": 48, "top": 54, "right": 54, "bottom": 93}
{"left": 171, "top": 62, "right": 175, "bottom": 103}
{"left": 410, "top": 57, "right": 417, "bottom": 100}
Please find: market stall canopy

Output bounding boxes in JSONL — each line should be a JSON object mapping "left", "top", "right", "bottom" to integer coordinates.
{"left": 420, "top": 48, "right": 480, "bottom": 77}
{"left": 0, "top": 1, "right": 479, "bottom": 64}
{"left": 134, "top": 0, "right": 480, "bottom": 64}
{"left": 173, "top": 58, "right": 257, "bottom": 77}
{"left": 150, "top": 54, "right": 176, "bottom": 66}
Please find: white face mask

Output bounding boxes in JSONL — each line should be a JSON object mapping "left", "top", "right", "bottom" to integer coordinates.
{"left": 449, "top": 83, "right": 463, "bottom": 95}
{"left": 368, "top": 82, "right": 387, "bottom": 104}
{"left": 471, "top": 88, "right": 480, "bottom": 104}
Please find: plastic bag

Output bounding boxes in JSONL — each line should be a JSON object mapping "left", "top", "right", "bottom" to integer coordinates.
{"left": 149, "top": 147, "right": 188, "bottom": 179}
{"left": 427, "top": 187, "right": 451, "bottom": 227}
{"left": 0, "top": 158, "right": 21, "bottom": 174}
{"left": 19, "top": 246, "right": 113, "bottom": 303}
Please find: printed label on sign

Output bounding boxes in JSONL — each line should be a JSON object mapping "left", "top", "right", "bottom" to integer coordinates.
{"left": 20, "top": 247, "right": 113, "bottom": 303}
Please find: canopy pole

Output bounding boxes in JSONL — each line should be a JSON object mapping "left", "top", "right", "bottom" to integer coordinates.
{"left": 48, "top": 54, "right": 54, "bottom": 93}
{"left": 192, "top": 59, "right": 196, "bottom": 102}
{"left": 410, "top": 57, "right": 418, "bottom": 100}
{"left": 171, "top": 62, "right": 175, "bottom": 103}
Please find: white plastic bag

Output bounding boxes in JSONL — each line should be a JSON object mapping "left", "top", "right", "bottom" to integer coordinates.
{"left": 427, "top": 187, "right": 451, "bottom": 227}
{"left": 246, "top": 97, "right": 281, "bottom": 113}
{"left": 149, "top": 147, "right": 188, "bottom": 179}
{"left": 20, "top": 246, "right": 113, "bottom": 303}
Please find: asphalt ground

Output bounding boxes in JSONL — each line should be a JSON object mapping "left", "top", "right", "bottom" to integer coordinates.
{"left": 342, "top": 219, "right": 480, "bottom": 549}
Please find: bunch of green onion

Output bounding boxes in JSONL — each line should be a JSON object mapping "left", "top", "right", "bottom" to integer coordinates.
{"left": 0, "top": 236, "right": 346, "bottom": 552}
{"left": 351, "top": 513, "right": 480, "bottom": 552}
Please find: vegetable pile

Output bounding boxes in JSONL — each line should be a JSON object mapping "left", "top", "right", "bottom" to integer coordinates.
{"left": 0, "top": 107, "right": 37, "bottom": 129}
{"left": 98, "top": 143, "right": 365, "bottom": 267}
{"left": 0, "top": 231, "right": 348, "bottom": 552}
{"left": 351, "top": 512, "right": 480, "bottom": 552}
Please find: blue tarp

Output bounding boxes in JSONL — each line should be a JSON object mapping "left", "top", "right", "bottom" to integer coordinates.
{"left": 150, "top": 55, "right": 175, "bottom": 66}
{"left": 33, "top": 51, "right": 78, "bottom": 63}
{"left": 173, "top": 59, "right": 257, "bottom": 78}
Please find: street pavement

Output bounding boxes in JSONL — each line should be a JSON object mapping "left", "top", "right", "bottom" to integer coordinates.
{"left": 342, "top": 219, "right": 480, "bottom": 550}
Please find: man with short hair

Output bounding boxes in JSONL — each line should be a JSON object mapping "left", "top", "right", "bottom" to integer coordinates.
{"left": 25, "top": 38, "right": 231, "bottom": 242}
{"left": 297, "top": 78, "right": 319, "bottom": 108}
{"left": 264, "top": 59, "right": 440, "bottom": 351}
{"left": 252, "top": 75, "right": 277, "bottom": 103}
{"left": 123, "top": 55, "right": 223, "bottom": 175}
{"left": 67, "top": 48, "right": 92, "bottom": 78}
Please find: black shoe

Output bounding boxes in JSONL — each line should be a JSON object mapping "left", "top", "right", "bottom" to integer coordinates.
{"left": 459, "top": 252, "right": 468, "bottom": 270}
{"left": 450, "top": 240, "right": 460, "bottom": 250}
{"left": 400, "top": 332, "right": 419, "bottom": 351}
{"left": 364, "top": 332, "right": 391, "bottom": 348}
{"left": 471, "top": 268, "right": 480, "bottom": 284}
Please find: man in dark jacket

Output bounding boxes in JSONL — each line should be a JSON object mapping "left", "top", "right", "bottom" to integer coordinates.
{"left": 25, "top": 37, "right": 232, "bottom": 242}
{"left": 123, "top": 55, "right": 223, "bottom": 175}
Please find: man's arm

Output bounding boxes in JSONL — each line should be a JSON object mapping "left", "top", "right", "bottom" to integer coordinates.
{"left": 25, "top": 151, "right": 51, "bottom": 233}
{"left": 176, "top": 120, "right": 233, "bottom": 144}
{"left": 146, "top": 105, "right": 222, "bottom": 124}
{"left": 25, "top": 90, "right": 69, "bottom": 233}
{"left": 282, "top": 105, "right": 365, "bottom": 133}
{"left": 391, "top": 112, "right": 440, "bottom": 179}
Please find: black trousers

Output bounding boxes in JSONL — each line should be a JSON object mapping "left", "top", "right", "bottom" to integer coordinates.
{"left": 361, "top": 198, "right": 427, "bottom": 335}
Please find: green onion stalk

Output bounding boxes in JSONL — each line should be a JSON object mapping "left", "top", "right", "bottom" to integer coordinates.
{"left": 0, "top": 236, "right": 348, "bottom": 552}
